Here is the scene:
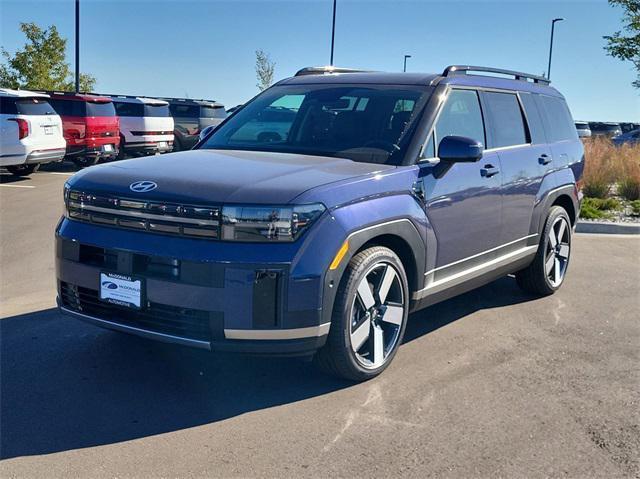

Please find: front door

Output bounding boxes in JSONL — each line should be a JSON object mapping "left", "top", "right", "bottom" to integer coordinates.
{"left": 419, "top": 88, "right": 503, "bottom": 284}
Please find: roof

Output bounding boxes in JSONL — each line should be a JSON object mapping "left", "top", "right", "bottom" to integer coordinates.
{"left": 278, "top": 65, "right": 561, "bottom": 96}
{"left": 0, "top": 88, "right": 50, "bottom": 98}
{"left": 106, "top": 95, "right": 168, "bottom": 106}
{"left": 40, "top": 91, "right": 113, "bottom": 103}
{"left": 160, "top": 97, "right": 224, "bottom": 107}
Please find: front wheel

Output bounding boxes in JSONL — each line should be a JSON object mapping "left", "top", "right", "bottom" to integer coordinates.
{"left": 6, "top": 164, "right": 37, "bottom": 176}
{"left": 315, "top": 246, "right": 409, "bottom": 381}
{"left": 516, "top": 206, "right": 572, "bottom": 295}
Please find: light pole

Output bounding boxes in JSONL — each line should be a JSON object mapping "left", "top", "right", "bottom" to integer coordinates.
{"left": 330, "top": 0, "right": 337, "bottom": 66}
{"left": 547, "top": 17, "right": 564, "bottom": 79}
{"left": 75, "top": 0, "right": 80, "bottom": 92}
{"left": 403, "top": 54, "right": 412, "bottom": 72}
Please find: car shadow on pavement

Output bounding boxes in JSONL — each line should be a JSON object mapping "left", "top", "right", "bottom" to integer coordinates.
{"left": 0, "top": 276, "right": 534, "bottom": 459}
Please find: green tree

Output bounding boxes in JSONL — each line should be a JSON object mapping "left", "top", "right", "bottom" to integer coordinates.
{"left": 604, "top": 0, "right": 640, "bottom": 89}
{"left": 0, "top": 22, "right": 96, "bottom": 91}
{"left": 255, "top": 49, "right": 275, "bottom": 91}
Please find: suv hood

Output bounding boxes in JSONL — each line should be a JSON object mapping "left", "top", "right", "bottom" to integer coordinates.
{"left": 67, "top": 149, "right": 393, "bottom": 204}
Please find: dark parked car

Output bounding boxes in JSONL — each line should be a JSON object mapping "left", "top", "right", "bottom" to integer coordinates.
{"left": 574, "top": 121, "right": 591, "bottom": 138}
{"left": 57, "top": 65, "right": 584, "bottom": 381}
{"left": 588, "top": 122, "right": 622, "bottom": 138}
{"left": 620, "top": 122, "right": 640, "bottom": 134}
{"left": 163, "top": 98, "right": 227, "bottom": 151}
{"left": 613, "top": 129, "right": 640, "bottom": 147}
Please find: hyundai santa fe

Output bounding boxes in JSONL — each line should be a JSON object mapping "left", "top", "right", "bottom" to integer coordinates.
{"left": 56, "top": 65, "right": 584, "bottom": 381}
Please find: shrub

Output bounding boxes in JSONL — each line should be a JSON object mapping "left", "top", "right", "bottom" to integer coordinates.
{"left": 631, "top": 200, "right": 640, "bottom": 216}
{"left": 618, "top": 176, "right": 640, "bottom": 201}
{"left": 582, "top": 197, "right": 621, "bottom": 211}
{"left": 582, "top": 138, "right": 640, "bottom": 198}
{"left": 580, "top": 202, "right": 610, "bottom": 220}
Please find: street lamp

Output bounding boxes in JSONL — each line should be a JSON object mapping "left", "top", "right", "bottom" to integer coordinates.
{"left": 75, "top": 0, "right": 80, "bottom": 92}
{"left": 403, "top": 55, "right": 412, "bottom": 72}
{"left": 547, "top": 18, "right": 564, "bottom": 79}
{"left": 330, "top": 0, "right": 337, "bottom": 66}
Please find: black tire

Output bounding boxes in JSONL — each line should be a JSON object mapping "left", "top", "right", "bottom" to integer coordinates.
{"left": 6, "top": 164, "right": 37, "bottom": 176}
{"left": 516, "top": 206, "right": 572, "bottom": 296}
{"left": 172, "top": 137, "right": 182, "bottom": 152}
{"left": 315, "top": 246, "right": 409, "bottom": 382}
{"left": 72, "top": 156, "right": 98, "bottom": 169}
{"left": 117, "top": 136, "right": 126, "bottom": 160}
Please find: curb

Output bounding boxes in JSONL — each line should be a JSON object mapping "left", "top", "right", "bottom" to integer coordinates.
{"left": 576, "top": 221, "right": 640, "bottom": 235}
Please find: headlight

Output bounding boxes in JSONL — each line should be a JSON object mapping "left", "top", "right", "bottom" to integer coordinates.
{"left": 221, "top": 203, "right": 325, "bottom": 242}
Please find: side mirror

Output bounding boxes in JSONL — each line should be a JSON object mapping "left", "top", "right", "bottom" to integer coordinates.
{"left": 438, "top": 135, "right": 484, "bottom": 163}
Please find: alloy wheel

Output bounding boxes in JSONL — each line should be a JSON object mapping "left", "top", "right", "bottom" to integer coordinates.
{"left": 546, "top": 216, "right": 570, "bottom": 287}
{"left": 349, "top": 261, "right": 405, "bottom": 369}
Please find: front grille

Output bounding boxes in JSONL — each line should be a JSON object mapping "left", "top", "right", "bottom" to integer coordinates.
{"left": 60, "top": 282, "right": 213, "bottom": 342}
{"left": 66, "top": 190, "right": 220, "bottom": 239}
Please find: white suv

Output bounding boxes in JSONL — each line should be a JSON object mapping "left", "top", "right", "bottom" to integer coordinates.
{"left": 109, "top": 96, "right": 174, "bottom": 159}
{"left": 0, "top": 89, "right": 66, "bottom": 176}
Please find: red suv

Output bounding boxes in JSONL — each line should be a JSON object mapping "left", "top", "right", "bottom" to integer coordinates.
{"left": 46, "top": 92, "right": 120, "bottom": 167}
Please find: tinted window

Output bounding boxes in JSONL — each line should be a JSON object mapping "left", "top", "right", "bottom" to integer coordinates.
{"left": 435, "top": 89, "right": 485, "bottom": 148}
{"left": 144, "top": 104, "right": 169, "bottom": 117}
{"left": 520, "top": 93, "right": 546, "bottom": 144}
{"left": 12, "top": 97, "right": 56, "bottom": 115}
{"left": 49, "top": 99, "right": 85, "bottom": 116}
{"left": 114, "top": 101, "right": 143, "bottom": 117}
{"left": 0, "top": 97, "right": 17, "bottom": 114}
{"left": 200, "top": 105, "right": 227, "bottom": 119}
{"left": 86, "top": 101, "right": 115, "bottom": 117}
{"left": 202, "top": 84, "right": 432, "bottom": 165}
{"left": 538, "top": 96, "right": 578, "bottom": 142}
{"left": 170, "top": 104, "right": 199, "bottom": 118}
{"left": 484, "top": 92, "right": 527, "bottom": 148}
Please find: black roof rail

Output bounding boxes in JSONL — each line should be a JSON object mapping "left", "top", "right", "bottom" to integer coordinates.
{"left": 159, "top": 97, "right": 223, "bottom": 105}
{"left": 295, "top": 66, "right": 372, "bottom": 76}
{"left": 442, "top": 65, "right": 550, "bottom": 85}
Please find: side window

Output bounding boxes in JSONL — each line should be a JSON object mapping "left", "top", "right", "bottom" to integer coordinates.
{"left": 0, "top": 97, "right": 17, "bottom": 114}
{"left": 49, "top": 99, "right": 84, "bottom": 116}
{"left": 421, "top": 134, "right": 435, "bottom": 159}
{"left": 483, "top": 92, "right": 527, "bottom": 148}
{"left": 519, "top": 93, "right": 547, "bottom": 144}
{"left": 537, "top": 95, "right": 578, "bottom": 142}
{"left": 435, "top": 89, "right": 485, "bottom": 152}
{"left": 114, "top": 101, "right": 142, "bottom": 117}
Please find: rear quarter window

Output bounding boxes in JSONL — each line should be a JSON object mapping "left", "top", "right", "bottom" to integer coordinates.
{"left": 537, "top": 95, "right": 578, "bottom": 142}
{"left": 519, "top": 93, "right": 547, "bottom": 144}
{"left": 483, "top": 91, "right": 527, "bottom": 148}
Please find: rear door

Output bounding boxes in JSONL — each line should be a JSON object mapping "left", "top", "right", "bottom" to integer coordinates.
{"left": 481, "top": 90, "right": 550, "bottom": 246}
{"left": 535, "top": 94, "right": 582, "bottom": 172}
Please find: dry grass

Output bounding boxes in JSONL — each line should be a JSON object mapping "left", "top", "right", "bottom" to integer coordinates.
{"left": 582, "top": 137, "right": 640, "bottom": 199}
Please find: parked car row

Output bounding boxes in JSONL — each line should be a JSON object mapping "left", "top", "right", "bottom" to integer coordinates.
{"left": 0, "top": 88, "right": 226, "bottom": 176}
{"left": 575, "top": 121, "right": 639, "bottom": 139}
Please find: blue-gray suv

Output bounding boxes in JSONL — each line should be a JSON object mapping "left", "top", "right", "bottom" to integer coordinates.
{"left": 56, "top": 65, "right": 584, "bottom": 381}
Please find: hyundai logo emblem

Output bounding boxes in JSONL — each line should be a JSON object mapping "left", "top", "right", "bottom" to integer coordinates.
{"left": 101, "top": 281, "right": 118, "bottom": 290}
{"left": 129, "top": 180, "right": 157, "bottom": 193}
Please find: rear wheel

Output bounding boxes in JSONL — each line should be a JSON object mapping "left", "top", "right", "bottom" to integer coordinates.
{"left": 6, "top": 164, "right": 37, "bottom": 176}
{"left": 172, "top": 137, "right": 182, "bottom": 152}
{"left": 315, "top": 246, "right": 409, "bottom": 381}
{"left": 516, "top": 206, "right": 572, "bottom": 295}
{"left": 117, "top": 136, "right": 126, "bottom": 160}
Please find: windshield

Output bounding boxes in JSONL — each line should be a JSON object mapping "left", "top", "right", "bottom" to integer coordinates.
{"left": 200, "top": 84, "right": 432, "bottom": 165}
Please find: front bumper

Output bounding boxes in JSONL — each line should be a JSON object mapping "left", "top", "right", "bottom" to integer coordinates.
{"left": 55, "top": 219, "right": 330, "bottom": 356}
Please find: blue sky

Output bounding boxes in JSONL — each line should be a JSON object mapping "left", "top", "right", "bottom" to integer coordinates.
{"left": 1, "top": 0, "right": 638, "bottom": 121}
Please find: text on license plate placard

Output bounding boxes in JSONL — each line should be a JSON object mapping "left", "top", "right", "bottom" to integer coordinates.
{"left": 100, "top": 273, "right": 142, "bottom": 308}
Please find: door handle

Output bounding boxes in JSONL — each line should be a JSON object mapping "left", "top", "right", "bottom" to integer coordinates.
{"left": 480, "top": 164, "right": 500, "bottom": 178}
{"left": 539, "top": 154, "right": 553, "bottom": 165}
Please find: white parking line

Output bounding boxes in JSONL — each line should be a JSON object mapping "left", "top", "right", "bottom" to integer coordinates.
{"left": 0, "top": 184, "right": 35, "bottom": 188}
{"left": 48, "top": 172, "right": 74, "bottom": 176}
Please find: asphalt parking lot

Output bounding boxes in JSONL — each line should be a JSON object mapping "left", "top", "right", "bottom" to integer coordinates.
{"left": 1, "top": 166, "right": 639, "bottom": 478}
